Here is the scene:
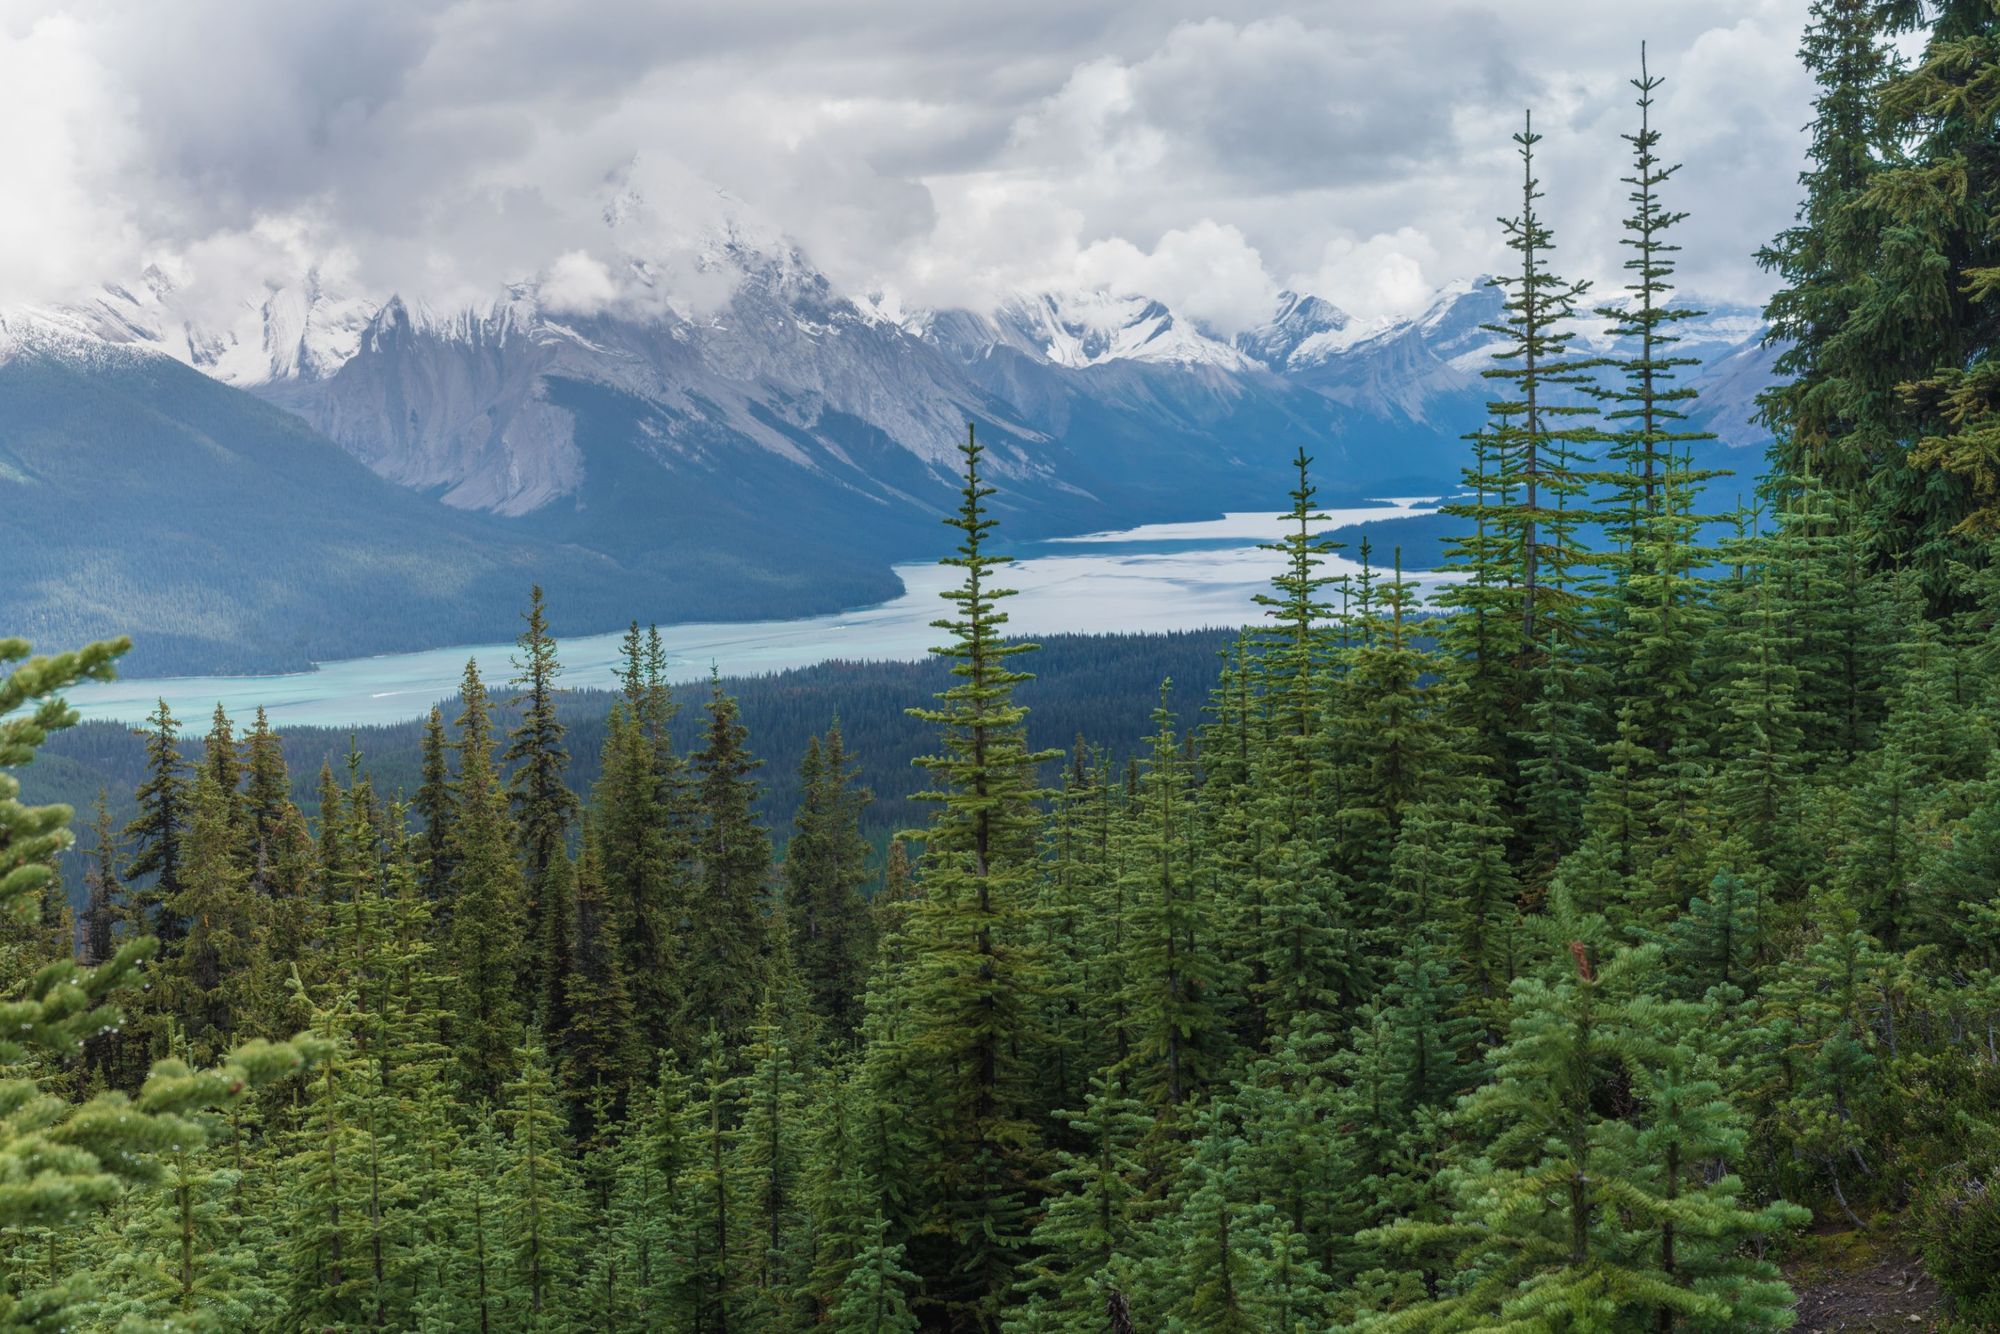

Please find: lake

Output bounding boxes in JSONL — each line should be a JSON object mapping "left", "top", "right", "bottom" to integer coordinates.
{"left": 64, "top": 499, "right": 1452, "bottom": 728}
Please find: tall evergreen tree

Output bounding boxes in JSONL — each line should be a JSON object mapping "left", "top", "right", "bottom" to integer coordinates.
{"left": 506, "top": 584, "right": 581, "bottom": 983}
{"left": 885, "top": 423, "right": 1058, "bottom": 1327}
{"left": 123, "top": 698, "right": 191, "bottom": 946}
{"left": 414, "top": 704, "right": 456, "bottom": 903}
{"left": 446, "top": 658, "right": 530, "bottom": 1101}
{"left": 785, "top": 720, "right": 875, "bottom": 1047}
{"left": 685, "top": 674, "right": 772, "bottom": 1046}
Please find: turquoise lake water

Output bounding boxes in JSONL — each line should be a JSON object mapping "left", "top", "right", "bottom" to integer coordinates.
{"left": 64, "top": 500, "right": 1451, "bottom": 729}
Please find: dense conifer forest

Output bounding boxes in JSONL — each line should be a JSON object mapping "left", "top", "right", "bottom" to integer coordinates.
{"left": 9, "top": 6, "right": 2000, "bottom": 1329}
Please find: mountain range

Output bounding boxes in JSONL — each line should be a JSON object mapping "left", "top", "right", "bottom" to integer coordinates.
{"left": 0, "top": 226, "right": 1780, "bottom": 675}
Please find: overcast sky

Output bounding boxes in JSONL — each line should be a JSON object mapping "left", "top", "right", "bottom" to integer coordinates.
{"left": 1, "top": 1, "right": 1818, "bottom": 329}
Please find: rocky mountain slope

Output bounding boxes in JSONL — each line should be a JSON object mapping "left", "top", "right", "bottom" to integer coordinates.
{"left": 2, "top": 223, "right": 1779, "bottom": 672}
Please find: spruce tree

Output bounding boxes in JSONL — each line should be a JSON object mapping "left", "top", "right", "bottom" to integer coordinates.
{"left": 241, "top": 705, "right": 293, "bottom": 890}
{"left": 414, "top": 704, "right": 456, "bottom": 902}
{"left": 506, "top": 584, "right": 581, "bottom": 985}
{"left": 685, "top": 674, "right": 772, "bottom": 1045}
{"left": 887, "top": 423, "right": 1058, "bottom": 1326}
{"left": 123, "top": 697, "right": 191, "bottom": 946}
{"left": 446, "top": 657, "right": 530, "bottom": 1101}
{"left": 560, "top": 832, "right": 641, "bottom": 1130}
{"left": 163, "top": 770, "right": 257, "bottom": 1061}
{"left": 1011, "top": 1073, "right": 1149, "bottom": 1328}
{"left": 594, "top": 701, "right": 680, "bottom": 1059}
{"left": 785, "top": 720, "right": 875, "bottom": 1047}
{"left": 499, "top": 1033, "right": 583, "bottom": 1328}
{"left": 1117, "top": 685, "right": 1223, "bottom": 1112}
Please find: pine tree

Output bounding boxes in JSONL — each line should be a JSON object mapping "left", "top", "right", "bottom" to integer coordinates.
{"left": 507, "top": 585, "right": 582, "bottom": 985}
{"left": 887, "top": 423, "right": 1059, "bottom": 1326}
{"left": 685, "top": 674, "right": 772, "bottom": 1046}
{"left": 241, "top": 705, "right": 293, "bottom": 890}
{"left": 785, "top": 720, "right": 875, "bottom": 1047}
{"left": 1011, "top": 1074, "right": 1149, "bottom": 1328}
{"left": 500, "top": 1033, "right": 584, "bottom": 1328}
{"left": 414, "top": 704, "right": 456, "bottom": 903}
{"left": 595, "top": 700, "right": 681, "bottom": 1059}
{"left": 446, "top": 657, "right": 530, "bottom": 1101}
{"left": 163, "top": 770, "right": 258, "bottom": 1061}
{"left": 124, "top": 697, "right": 191, "bottom": 946}
{"left": 830, "top": 1214, "right": 921, "bottom": 1334}
{"left": 1118, "top": 684, "right": 1223, "bottom": 1112}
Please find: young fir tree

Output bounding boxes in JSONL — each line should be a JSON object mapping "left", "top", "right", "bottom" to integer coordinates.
{"left": 883, "top": 423, "right": 1059, "bottom": 1326}
{"left": 280, "top": 979, "right": 381, "bottom": 1328}
{"left": 1336, "top": 550, "right": 1458, "bottom": 939}
{"left": 1009, "top": 1072, "right": 1150, "bottom": 1329}
{"left": 414, "top": 704, "right": 456, "bottom": 903}
{"left": 123, "top": 697, "right": 191, "bottom": 946}
{"left": 559, "top": 832, "right": 641, "bottom": 1130}
{"left": 736, "top": 990, "right": 811, "bottom": 1323}
{"left": 1117, "top": 684, "right": 1224, "bottom": 1113}
{"left": 499, "top": 1033, "right": 584, "bottom": 1328}
{"left": 1244, "top": 450, "right": 1353, "bottom": 1033}
{"left": 1493, "top": 111, "right": 1602, "bottom": 664}
{"left": 684, "top": 674, "right": 772, "bottom": 1046}
{"left": 87, "top": 1124, "right": 281, "bottom": 1331}
{"left": 594, "top": 701, "right": 681, "bottom": 1059}
{"left": 505, "top": 584, "right": 582, "bottom": 987}
{"left": 830, "top": 1212, "right": 923, "bottom": 1334}
{"left": 1597, "top": 53, "right": 1722, "bottom": 768}
{"left": 678, "top": 1023, "right": 749, "bottom": 1331}
{"left": 1137, "top": 1106, "right": 1277, "bottom": 1333}
{"left": 1360, "top": 944, "right": 1803, "bottom": 1331}
{"left": 785, "top": 719, "right": 876, "bottom": 1047}
{"left": 163, "top": 769, "right": 259, "bottom": 1061}
{"left": 446, "top": 657, "right": 531, "bottom": 1101}
{"left": 241, "top": 705, "right": 294, "bottom": 889}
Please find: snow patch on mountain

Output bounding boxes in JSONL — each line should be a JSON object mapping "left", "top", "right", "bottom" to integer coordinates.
{"left": 986, "top": 290, "right": 1254, "bottom": 370}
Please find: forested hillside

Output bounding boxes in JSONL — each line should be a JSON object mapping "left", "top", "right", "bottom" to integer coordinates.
{"left": 8, "top": 5, "right": 2000, "bottom": 1331}
{"left": 33, "top": 629, "right": 1239, "bottom": 871}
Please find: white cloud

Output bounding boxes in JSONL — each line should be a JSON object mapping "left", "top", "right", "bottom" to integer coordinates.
{"left": 0, "top": 1, "right": 1818, "bottom": 323}
{"left": 1074, "top": 222, "right": 1277, "bottom": 334}
{"left": 539, "top": 250, "right": 619, "bottom": 314}
{"left": 1299, "top": 228, "right": 1444, "bottom": 322}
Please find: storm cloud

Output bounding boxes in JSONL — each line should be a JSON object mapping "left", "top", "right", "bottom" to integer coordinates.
{"left": 0, "top": 1, "right": 1817, "bottom": 327}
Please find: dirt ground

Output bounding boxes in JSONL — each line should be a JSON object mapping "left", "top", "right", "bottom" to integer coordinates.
{"left": 1789, "top": 1247, "right": 1946, "bottom": 1332}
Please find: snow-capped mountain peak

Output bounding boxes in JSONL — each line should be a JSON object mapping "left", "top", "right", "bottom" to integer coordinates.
{"left": 977, "top": 289, "right": 1253, "bottom": 371}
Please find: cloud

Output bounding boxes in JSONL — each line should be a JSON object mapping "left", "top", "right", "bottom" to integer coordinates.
{"left": 0, "top": 0, "right": 1818, "bottom": 324}
{"left": 539, "top": 250, "right": 619, "bottom": 315}
{"left": 1075, "top": 222, "right": 1277, "bottom": 334}
{"left": 1299, "top": 228, "right": 1445, "bottom": 322}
